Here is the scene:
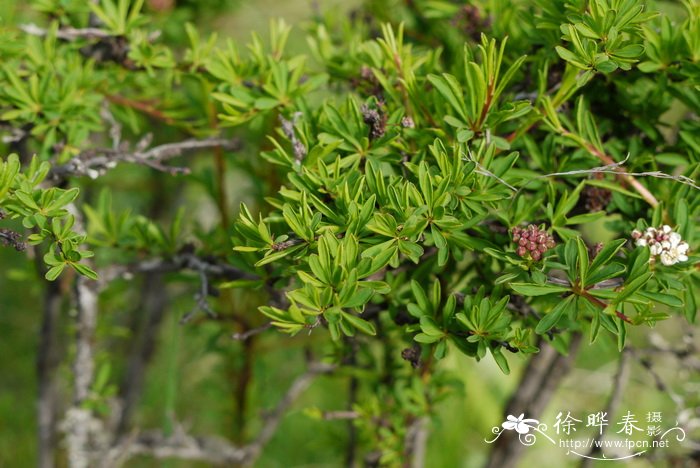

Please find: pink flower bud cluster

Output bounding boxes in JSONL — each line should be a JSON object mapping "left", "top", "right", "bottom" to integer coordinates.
{"left": 631, "top": 225, "right": 689, "bottom": 266}
{"left": 512, "top": 225, "right": 556, "bottom": 261}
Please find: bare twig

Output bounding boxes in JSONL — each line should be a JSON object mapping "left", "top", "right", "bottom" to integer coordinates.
{"left": 0, "top": 228, "right": 26, "bottom": 251}
{"left": 100, "top": 101, "right": 122, "bottom": 150}
{"left": 107, "top": 362, "right": 335, "bottom": 467}
{"left": 100, "top": 252, "right": 255, "bottom": 285}
{"left": 404, "top": 417, "right": 429, "bottom": 468}
{"left": 60, "top": 207, "right": 106, "bottom": 468}
{"left": 486, "top": 333, "right": 583, "bottom": 468}
{"left": 581, "top": 348, "right": 632, "bottom": 467}
{"left": 244, "top": 362, "right": 336, "bottom": 463}
{"left": 98, "top": 252, "right": 254, "bottom": 326}
{"left": 462, "top": 148, "right": 517, "bottom": 192}
{"left": 107, "top": 427, "right": 248, "bottom": 467}
{"left": 517, "top": 152, "right": 698, "bottom": 208}
{"left": 0, "top": 125, "right": 27, "bottom": 144}
{"left": 320, "top": 410, "right": 360, "bottom": 420}
{"left": 231, "top": 323, "right": 272, "bottom": 341}
{"left": 63, "top": 275, "right": 101, "bottom": 468}
{"left": 115, "top": 273, "right": 169, "bottom": 438}
{"left": 529, "top": 161, "right": 700, "bottom": 192}
{"left": 20, "top": 23, "right": 114, "bottom": 40}
{"left": 279, "top": 113, "right": 307, "bottom": 164}
{"left": 49, "top": 136, "right": 241, "bottom": 181}
{"left": 179, "top": 268, "right": 217, "bottom": 324}
{"left": 37, "top": 272, "right": 63, "bottom": 468}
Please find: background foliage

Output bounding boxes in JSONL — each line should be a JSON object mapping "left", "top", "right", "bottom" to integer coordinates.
{"left": 0, "top": 0, "right": 698, "bottom": 467}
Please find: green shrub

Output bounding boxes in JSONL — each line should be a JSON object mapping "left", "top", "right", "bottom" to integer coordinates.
{"left": 0, "top": 0, "right": 697, "bottom": 466}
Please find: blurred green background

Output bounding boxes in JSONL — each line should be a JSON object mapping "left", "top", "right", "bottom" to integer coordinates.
{"left": 0, "top": 1, "right": 697, "bottom": 467}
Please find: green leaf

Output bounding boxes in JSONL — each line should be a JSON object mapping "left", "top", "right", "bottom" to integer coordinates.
{"left": 637, "top": 291, "right": 683, "bottom": 308}
{"left": 577, "top": 237, "right": 589, "bottom": 286}
{"left": 341, "top": 312, "right": 376, "bottom": 335}
{"left": 45, "top": 264, "right": 65, "bottom": 281}
{"left": 510, "top": 283, "right": 570, "bottom": 296}
{"left": 419, "top": 316, "right": 444, "bottom": 336}
{"left": 555, "top": 46, "right": 589, "bottom": 69}
{"left": 411, "top": 280, "right": 431, "bottom": 313}
{"left": 616, "top": 272, "right": 654, "bottom": 303}
{"left": 589, "top": 239, "right": 626, "bottom": 275}
{"left": 414, "top": 333, "right": 440, "bottom": 344}
{"left": 73, "top": 263, "right": 98, "bottom": 280}
{"left": 255, "top": 245, "right": 301, "bottom": 267}
{"left": 343, "top": 288, "right": 374, "bottom": 308}
{"left": 491, "top": 347, "right": 510, "bottom": 374}
{"left": 536, "top": 295, "right": 574, "bottom": 334}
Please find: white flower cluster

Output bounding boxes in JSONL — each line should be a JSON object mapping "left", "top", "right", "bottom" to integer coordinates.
{"left": 632, "top": 225, "right": 690, "bottom": 266}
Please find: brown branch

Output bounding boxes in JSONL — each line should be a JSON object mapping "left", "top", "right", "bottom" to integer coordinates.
{"left": 107, "top": 362, "right": 335, "bottom": 467}
{"left": 104, "top": 94, "right": 179, "bottom": 126}
{"left": 115, "top": 273, "right": 168, "bottom": 438}
{"left": 50, "top": 136, "right": 241, "bottom": 181}
{"left": 60, "top": 207, "right": 105, "bottom": 468}
{"left": 100, "top": 252, "right": 255, "bottom": 284}
{"left": 245, "top": 362, "right": 336, "bottom": 462}
{"left": 63, "top": 276, "right": 101, "bottom": 468}
{"left": 404, "top": 417, "right": 429, "bottom": 468}
{"left": 580, "top": 291, "right": 632, "bottom": 324}
{"left": 561, "top": 130, "right": 659, "bottom": 207}
{"left": 486, "top": 333, "right": 583, "bottom": 468}
{"left": 320, "top": 410, "right": 360, "bottom": 420}
{"left": 581, "top": 348, "right": 632, "bottom": 467}
{"left": 37, "top": 266, "right": 63, "bottom": 468}
{"left": 107, "top": 428, "right": 247, "bottom": 466}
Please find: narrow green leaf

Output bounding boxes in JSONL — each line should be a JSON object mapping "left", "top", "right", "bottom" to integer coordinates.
{"left": 510, "top": 283, "right": 570, "bottom": 296}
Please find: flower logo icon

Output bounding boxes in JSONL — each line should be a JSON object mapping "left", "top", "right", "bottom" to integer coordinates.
{"left": 502, "top": 414, "right": 540, "bottom": 434}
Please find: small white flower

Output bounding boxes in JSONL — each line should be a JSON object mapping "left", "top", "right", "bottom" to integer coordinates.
{"left": 632, "top": 225, "right": 690, "bottom": 266}
{"left": 669, "top": 232, "right": 682, "bottom": 246}
{"left": 660, "top": 252, "right": 675, "bottom": 266}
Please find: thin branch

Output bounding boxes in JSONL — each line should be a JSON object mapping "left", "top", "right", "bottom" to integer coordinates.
{"left": 107, "top": 362, "right": 335, "bottom": 467}
{"left": 105, "top": 93, "right": 179, "bottom": 125}
{"left": 0, "top": 228, "right": 26, "bottom": 251}
{"left": 61, "top": 207, "right": 106, "bottom": 468}
{"left": 100, "top": 101, "right": 122, "bottom": 150}
{"left": 115, "top": 273, "right": 169, "bottom": 438}
{"left": 37, "top": 264, "right": 63, "bottom": 468}
{"left": 486, "top": 333, "right": 583, "bottom": 468}
{"left": 20, "top": 23, "right": 114, "bottom": 40}
{"left": 49, "top": 136, "right": 241, "bottom": 181}
{"left": 101, "top": 252, "right": 255, "bottom": 284}
{"left": 581, "top": 348, "right": 631, "bottom": 467}
{"left": 515, "top": 154, "right": 698, "bottom": 210}
{"left": 462, "top": 148, "right": 517, "bottom": 192}
{"left": 320, "top": 410, "right": 360, "bottom": 420}
{"left": 107, "top": 428, "right": 248, "bottom": 466}
{"left": 179, "top": 268, "right": 217, "bottom": 324}
{"left": 404, "top": 417, "right": 429, "bottom": 468}
{"left": 63, "top": 275, "right": 101, "bottom": 468}
{"left": 567, "top": 134, "right": 660, "bottom": 206}
{"left": 98, "top": 252, "right": 255, "bottom": 326}
{"left": 279, "top": 113, "right": 307, "bottom": 164}
{"left": 245, "top": 362, "right": 336, "bottom": 463}
{"left": 231, "top": 323, "right": 272, "bottom": 341}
